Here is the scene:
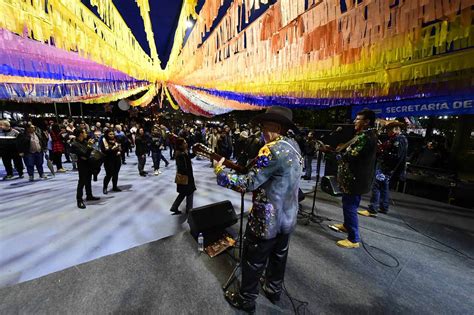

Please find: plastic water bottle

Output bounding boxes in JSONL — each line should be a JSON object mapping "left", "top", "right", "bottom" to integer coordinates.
{"left": 198, "top": 233, "right": 204, "bottom": 252}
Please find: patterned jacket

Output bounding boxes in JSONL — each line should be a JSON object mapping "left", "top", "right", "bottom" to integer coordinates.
{"left": 215, "top": 136, "right": 303, "bottom": 240}
{"left": 337, "top": 129, "right": 377, "bottom": 195}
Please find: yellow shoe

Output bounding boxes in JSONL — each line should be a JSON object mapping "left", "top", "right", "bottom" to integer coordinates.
{"left": 357, "top": 210, "right": 377, "bottom": 217}
{"left": 329, "top": 223, "right": 348, "bottom": 233}
{"left": 336, "top": 239, "right": 360, "bottom": 248}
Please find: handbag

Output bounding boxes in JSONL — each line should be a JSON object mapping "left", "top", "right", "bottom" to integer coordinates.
{"left": 175, "top": 173, "right": 189, "bottom": 185}
{"left": 175, "top": 155, "right": 189, "bottom": 185}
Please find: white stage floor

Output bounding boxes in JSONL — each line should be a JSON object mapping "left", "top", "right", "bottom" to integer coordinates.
{"left": 0, "top": 151, "right": 317, "bottom": 287}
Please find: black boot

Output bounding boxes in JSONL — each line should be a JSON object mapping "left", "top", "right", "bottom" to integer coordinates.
{"left": 112, "top": 187, "right": 122, "bottom": 192}
{"left": 86, "top": 196, "right": 100, "bottom": 201}
{"left": 103, "top": 187, "right": 108, "bottom": 195}
{"left": 77, "top": 200, "right": 86, "bottom": 209}
{"left": 224, "top": 291, "right": 255, "bottom": 314}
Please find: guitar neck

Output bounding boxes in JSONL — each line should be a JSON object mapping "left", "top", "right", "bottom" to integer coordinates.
{"left": 211, "top": 152, "right": 248, "bottom": 174}
{"left": 193, "top": 143, "right": 248, "bottom": 173}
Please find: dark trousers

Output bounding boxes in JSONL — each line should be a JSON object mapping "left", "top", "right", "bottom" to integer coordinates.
{"left": 342, "top": 194, "right": 362, "bottom": 243}
{"left": 170, "top": 192, "right": 194, "bottom": 212}
{"left": 137, "top": 155, "right": 146, "bottom": 173}
{"left": 77, "top": 166, "right": 93, "bottom": 200}
{"left": 120, "top": 150, "right": 126, "bottom": 163}
{"left": 169, "top": 145, "right": 174, "bottom": 159}
{"left": 2, "top": 152, "right": 24, "bottom": 176}
{"left": 240, "top": 231, "right": 290, "bottom": 303}
{"left": 304, "top": 155, "right": 313, "bottom": 178}
{"left": 103, "top": 158, "right": 121, "bottom": 189}
{"left": 51, "top": 151, "right": 63, "bottom": 170}
{"left": 23, "top": 152, "right": 44, "bottom": 177}
{"left": 64, "top": 144, "right": 71, "bottom": 162}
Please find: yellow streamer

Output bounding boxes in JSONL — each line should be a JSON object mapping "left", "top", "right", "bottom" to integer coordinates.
{"left": 129, "top": 85, "right": 156, "bottom": 107}
{"left": 164, "top": 85, "right": 180, "bottom": 110}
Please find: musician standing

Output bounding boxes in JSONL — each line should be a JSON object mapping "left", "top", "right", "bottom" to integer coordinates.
{"left": 358, "top": 121, "right": 407, "bottom": 216}
{"left": 332, "top": 109, "right": 377, "bottom": 248}
{"left": 214, "top": 106, "right": 302, "bottom": 313}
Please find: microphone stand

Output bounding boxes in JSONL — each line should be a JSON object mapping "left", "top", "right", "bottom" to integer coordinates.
{"left": 222, "top": 190, "right": 245, "bottom": 291}
{"left": 301, "top": 150, "right": 332, "bottom": 224}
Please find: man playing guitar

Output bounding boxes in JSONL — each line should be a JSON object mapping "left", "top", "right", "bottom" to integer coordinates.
{"left": 211, "top": 106, "right": 302, "bottom": 314}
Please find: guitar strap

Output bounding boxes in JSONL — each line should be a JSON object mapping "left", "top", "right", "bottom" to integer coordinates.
{"left": 279, "top": 140, "right": 303, "bottom": 164}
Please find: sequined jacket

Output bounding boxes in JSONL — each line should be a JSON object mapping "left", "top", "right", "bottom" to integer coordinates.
{"left": 215, "top": 136, "right": 303, "bottom": 240}
{"left": 337, "top": 130, "right": 377, "bottom": 195}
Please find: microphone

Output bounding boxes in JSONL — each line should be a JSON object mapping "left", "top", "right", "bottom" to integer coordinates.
{"left": 329, "top": 126, "right": 343, "bottom": 136}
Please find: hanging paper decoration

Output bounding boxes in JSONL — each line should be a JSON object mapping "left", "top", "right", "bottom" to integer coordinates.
{"left": 0, "top": 0, "right": 160, "bottom": 82}
{"left": 168, "top": 0, "right": 474, "bottom": 114}
{"left": 165, "top": 0, "right": 199, "bottom": 73}
{"left": 164, "top": 85, "right": 180, "bottom": 111}
{"left": 129, "top": 85, "right": 157, "bottom": 107}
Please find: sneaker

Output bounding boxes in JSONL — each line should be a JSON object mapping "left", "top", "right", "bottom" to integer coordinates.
{"left": 357, "top": 210, "right": 377, "bottom": 217}
{"left": 154, "top": 170, "right": 159, "bottom": 176}
{"left": 2, "top": 175, "right": 14, "bottom": 181}
{"left": 336, "top": 239, "right": 360, "bottom": 248}
{"left": 40, "top": 174, "right": 48, "bottom": 179}
{"left": 18, "top": 174, "right": 24, "bottom": 179}
{"left": 57, "top": 168, "right": 67, "bottom": 173}
{"left": 329, "top": 223, "right": 348, "bottom": 233}
{"left": 379, "top": 208, "right": 389, "bottom": 214}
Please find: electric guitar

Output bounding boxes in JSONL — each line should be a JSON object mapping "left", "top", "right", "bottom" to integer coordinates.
{"left": 192, "top": 143, "right": 249, "bottom": 174}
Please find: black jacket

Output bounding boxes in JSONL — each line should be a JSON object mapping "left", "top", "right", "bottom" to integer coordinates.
{"left": 135, "top": 135, "right": 148, "bottom": 156}
{"left": 175, "top": 152, "right": 196, "bottom": 195}
{"left": 338, "top": 129, "right": 377, "bottom": 195}
{"left": 71, "top": 139, "right": 93, "bottom": 168}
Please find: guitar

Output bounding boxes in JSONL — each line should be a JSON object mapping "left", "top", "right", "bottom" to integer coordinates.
{"left": 192, "top": 143, "right": 248, "bottom": 174}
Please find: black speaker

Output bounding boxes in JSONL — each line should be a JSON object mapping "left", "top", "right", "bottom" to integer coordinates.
{"left": 188, "top": 200, "right": 238, "bottom": 244}
{"left": 321, "top": 176, "right": 342, "bottom": 196}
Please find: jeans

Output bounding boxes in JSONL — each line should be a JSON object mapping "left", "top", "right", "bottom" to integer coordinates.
{"left": 170, "top": 192, "right": 194, "bottom": 212}
{"left": 341, "top": 194, "right": 362, "bottom": 243}
{"left": 369, "top": 177, "right": 390, "bottom": 213}
{"left": 304, "top": 155, "right": 313, "bottom": 178}
{"left": 151, "top": 151, "right": 169, "bottom": 170}
{"left": 23, "top": 152, "right": 44, "bottom": 177}
{"left": 240, "top": 231, "right": 290, "bottom": 304}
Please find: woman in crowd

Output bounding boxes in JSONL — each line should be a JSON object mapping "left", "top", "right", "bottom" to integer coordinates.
{"left": 71, "top": 128, "right": 100, "bottom": 209}
{"left": 169, "top": 138, "right": 196, "bottom": 215}
{"left": 100, "top": 129, "right": 122, "bottom": 194}
{"left": 135, "top": 127, "right": 148, "bottom": 177}
{"left": 50, "top": 124, "right": 67, "bottom": 173}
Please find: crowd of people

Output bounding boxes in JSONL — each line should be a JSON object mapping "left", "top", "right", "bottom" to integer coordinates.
{"left": 0, "top": 107, "right": 451, "bottom": 313}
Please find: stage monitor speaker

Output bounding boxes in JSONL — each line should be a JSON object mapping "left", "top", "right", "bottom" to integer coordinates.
{"left": 188, "top": 200, "right": 238, "bottom": 242}
{"left": 321, "top": 176, "right": 342, "bottom": 196}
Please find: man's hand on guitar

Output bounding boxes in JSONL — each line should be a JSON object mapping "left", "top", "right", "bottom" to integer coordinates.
{"left": 216, "top": 157, "right": 225, "bottom": 168}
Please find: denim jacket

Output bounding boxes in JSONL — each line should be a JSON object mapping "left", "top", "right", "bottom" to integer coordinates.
{"left": 215, "top": 136, "right": 303, "bottom": 240}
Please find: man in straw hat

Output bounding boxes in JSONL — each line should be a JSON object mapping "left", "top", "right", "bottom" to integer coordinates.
{"left": 358, "top": 120, "right": 407, "bottom": 217}
{"left": 214, "top": 106, "right": 302, "bottom": 313}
